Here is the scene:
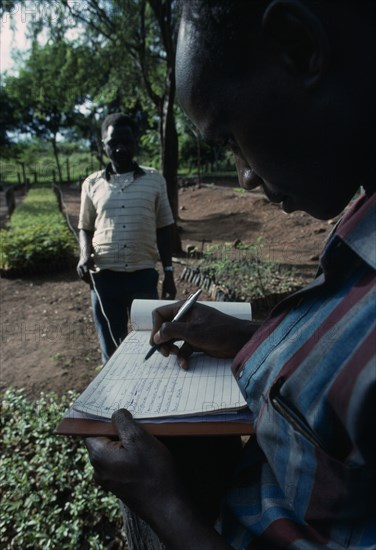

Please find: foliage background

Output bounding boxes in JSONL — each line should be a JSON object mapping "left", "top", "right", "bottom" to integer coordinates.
{"left": 1, "top": 388, "right": 126, "bottom": 548}
{"left": 0, "top": 187, "right": 77, "bottom": 272}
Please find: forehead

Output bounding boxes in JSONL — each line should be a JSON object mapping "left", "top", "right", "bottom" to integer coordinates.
{"left": 176, "top": 15, "right": 241, "bottom": 139}
{"left": 176, "top": 2, "right": 265, "bottom": 128}
{"left": 103, "top": 125, "right": 134, "bottom": 144}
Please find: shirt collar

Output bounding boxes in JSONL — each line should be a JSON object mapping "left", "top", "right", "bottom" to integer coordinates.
{"left": 104, "top": 161, "right": 145, "bottom": 182}
{"left": 322, "top": 190, "right": 376, "bottom": 270}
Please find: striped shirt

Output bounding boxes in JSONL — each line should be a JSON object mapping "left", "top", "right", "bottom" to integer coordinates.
{"left": 78, "top": 164, "right": 174, "bottom": 272}
{"left": 219, "top": 191, "right": 376, "bottom": 549}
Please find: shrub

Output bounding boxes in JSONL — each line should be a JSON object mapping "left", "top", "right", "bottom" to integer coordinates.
{"left": 0, "top": 188, "right": 77, "bottom": 273}
{"left": 0, "top": 388, "right": 126, "bottom": 548}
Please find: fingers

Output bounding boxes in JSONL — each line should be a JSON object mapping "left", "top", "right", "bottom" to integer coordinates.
{"left": 77, "top": 264, "right": 90, "bottom": 282}
{"left": 161, "top": 281, "right": 177, "bottom": 300}
{"left": 154, "top": 320, "right": 190, "bottom": 345}
{"left": 85, "top": 436, "right": 116, "bottom": 473}
{"left": 85, "top": 436, "right": 112, "bottom": 455}
{"left": 150, "top": 303, "right": 183, "bottom": 345}
{"left": 175, "top": 342, "right": 194, "bottom": 370}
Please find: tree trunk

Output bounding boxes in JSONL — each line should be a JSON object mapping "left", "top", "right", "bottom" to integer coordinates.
{"left": 148, "top": 0, "right": 182, "bottom": 254}
{"left": 51, "top": 137, "right": 63, "bottom": 184}
{"left": 160, "top": 71, "right": 182, "bottom": 254}
{"left": 19, "top": 162, "right": 27, "bottom": 185}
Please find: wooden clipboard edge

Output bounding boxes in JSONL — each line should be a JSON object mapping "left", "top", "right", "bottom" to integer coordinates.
{"left": 54, "top": 417, "right": 254, "bottom": 437}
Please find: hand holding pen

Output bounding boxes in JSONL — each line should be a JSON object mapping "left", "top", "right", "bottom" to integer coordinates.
{"left": 144, "top": 288, "right": 202, "bottom": 361}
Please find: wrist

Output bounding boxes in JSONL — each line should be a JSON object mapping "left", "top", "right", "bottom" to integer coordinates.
{"left": 237, "top": 319, "right": 260, "bottom": 348}
{"left": 163, "top": 265, "right": 174, "bottom": 272}
{"left": 147, "top": 494, "right": 227, "bottom": 550}
{"left": 80, "top": 256, "right": 90, "bottom": 264}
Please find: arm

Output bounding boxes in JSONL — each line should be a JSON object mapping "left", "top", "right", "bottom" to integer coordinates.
{"left": 77, "top": 229, "right": 94, "bottom": 284}
{"left": 86, "top": 410, "right": 231, "bottom": 550}
{"left": 151, "top": 301, "right": 261, "bottom": 370}
{"left": 156, "top": 224, "right": 177, "bottom": 299}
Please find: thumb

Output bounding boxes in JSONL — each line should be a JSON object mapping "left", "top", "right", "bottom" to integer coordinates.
{"left": 112, "top": 409, "right": 145, "bottom": 446}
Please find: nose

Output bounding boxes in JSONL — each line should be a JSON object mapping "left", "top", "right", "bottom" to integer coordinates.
{"left": 115, "top": 143, "right": 127, "bottom": 152}
{"left": 234, "top": 155, "right": 263, "bottom": 190}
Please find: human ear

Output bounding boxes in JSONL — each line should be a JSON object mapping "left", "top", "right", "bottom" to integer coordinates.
{"left": 262, "top": 0, "right": 330, "bottom": 85}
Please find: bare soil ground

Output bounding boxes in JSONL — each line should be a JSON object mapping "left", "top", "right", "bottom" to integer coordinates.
{"left": 0, "top": 182, "right": 334, "bottom": 399}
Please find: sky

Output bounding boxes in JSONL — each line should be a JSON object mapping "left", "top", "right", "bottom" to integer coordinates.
{"left": 1, "top": 14, "right": 30, "bottom": 75}
{"left": 1, "top": 3, "right": 83, "bottom": 76}
{"left": 1, "top": 2, "right": 69, "bottom": 75}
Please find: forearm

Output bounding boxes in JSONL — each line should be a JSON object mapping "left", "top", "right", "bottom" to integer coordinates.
{"left": 86, "top": 412, "right": 230, "bottom": 549}
{"left": 156, "top": 224, "right": 174, "bottom": 268}
{"left": 137, "top": 495, "right": 230, "bottom": 550}
{"left": 78, "top": 229, "right": 94, "bottom": 260}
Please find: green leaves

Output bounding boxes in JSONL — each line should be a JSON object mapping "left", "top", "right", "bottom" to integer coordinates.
{"left": 0, "top": 188, "right": 77, "bottom": 273}
{"left": 1, "top": 388, "right": 124, "bottom": 548}
{"left": 197, "top": 239, "right": 303, "bottom": 302}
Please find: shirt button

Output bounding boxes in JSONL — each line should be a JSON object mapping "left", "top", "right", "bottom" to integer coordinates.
{"left": 124, "top": 245, "right": 127, "bottom": 248}
{"left": 238, "top": 369, "right": 244, "bottom": 379}
{"left": 123, "top": 225, "right": 126, "bottom": 228}
{"left": 122, "top": 205, "right": 125, "bottom": 208}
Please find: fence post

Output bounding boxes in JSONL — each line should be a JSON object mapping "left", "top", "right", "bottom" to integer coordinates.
{"left": 66, "top": 158, "right": 70, "bottom": 182}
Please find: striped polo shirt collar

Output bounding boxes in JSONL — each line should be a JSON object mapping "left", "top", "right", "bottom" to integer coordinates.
{"left": 334, "top": 190, "right": 376, "bottom": 270}
{"left": 104, "top": 161, "right": 146, "bottom": 182}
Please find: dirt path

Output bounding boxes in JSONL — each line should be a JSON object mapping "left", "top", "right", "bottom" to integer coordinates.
{"left": 1, "top": 183, "right": 334, "bottom": 399}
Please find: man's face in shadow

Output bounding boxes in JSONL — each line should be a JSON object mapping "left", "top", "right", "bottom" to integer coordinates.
{"left": 103, "top": 125, "right": 136, "bottom": 173}
{"left": 175, "top": 2, "right": 365, "bottom": 221}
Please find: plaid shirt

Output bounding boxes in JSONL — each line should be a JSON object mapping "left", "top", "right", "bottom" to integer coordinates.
{"left": 219, "top": 191, "right": 376, "bottom": 549}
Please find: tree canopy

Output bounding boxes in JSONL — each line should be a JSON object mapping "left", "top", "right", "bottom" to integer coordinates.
{"left": 2, "top": 0, "right": 234, "bottom": 239}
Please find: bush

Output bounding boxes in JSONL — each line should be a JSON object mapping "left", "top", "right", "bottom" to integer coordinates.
{"left": 0, "top": 188, "right": 77, "bottom": 273}
{"left": 0, "top": 388, "right": 126, "bottom": 548}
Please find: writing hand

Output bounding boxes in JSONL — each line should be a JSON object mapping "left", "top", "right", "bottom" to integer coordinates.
{"left": 151, "top": 302, "right": 257, "bottom": 370}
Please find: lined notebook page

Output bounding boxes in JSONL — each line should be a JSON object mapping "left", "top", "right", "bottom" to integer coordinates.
{"left": 72, "top": 299, "right": 251, "bottom": 421}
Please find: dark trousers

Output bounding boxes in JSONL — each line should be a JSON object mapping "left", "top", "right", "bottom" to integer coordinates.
{"left": 91, "top": 268, "right": 159, "bottom": 363}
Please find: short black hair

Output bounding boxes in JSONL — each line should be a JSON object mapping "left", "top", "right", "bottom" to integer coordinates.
{"left": 101, "top": 113, "right": 137, "bottom": 139}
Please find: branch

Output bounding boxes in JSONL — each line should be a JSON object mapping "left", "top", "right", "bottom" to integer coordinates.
{"left": 59, "top": 0, "right": 114, "bottom": 41}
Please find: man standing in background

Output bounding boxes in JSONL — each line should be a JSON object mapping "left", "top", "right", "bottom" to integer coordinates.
{"left": 77, "top": 113, "right": 176, "bottom": 363}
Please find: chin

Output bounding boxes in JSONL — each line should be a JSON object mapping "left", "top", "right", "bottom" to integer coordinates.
{"left": 285, "top": 192, "right": 355, "bottom": 220}
{"left": 306, "top": 203, "right": 347, "bottom": 221}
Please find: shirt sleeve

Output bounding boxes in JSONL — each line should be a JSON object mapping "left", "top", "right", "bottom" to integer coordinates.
{"left": 78, "top": 178, "right": 97, "bottom": 231}
{"left": 155, "top": 174, "right": 174, "bottom": 228}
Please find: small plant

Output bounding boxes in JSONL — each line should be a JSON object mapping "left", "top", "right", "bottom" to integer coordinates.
{"left": 0, "top": 188, "right": 77, "bottom": 273}
{"left": 197, "top": 239, "right": 303, "bottom": 301}
{"left": 1, "top": 388, "right": 126, "bottom": 548}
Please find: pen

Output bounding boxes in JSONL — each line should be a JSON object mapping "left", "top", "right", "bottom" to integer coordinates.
{"left": 144, "top": 288, "right": 203, "bottom": 361}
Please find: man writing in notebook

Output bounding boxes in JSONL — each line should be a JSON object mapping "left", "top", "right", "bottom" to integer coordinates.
{"left": 86, "top": 1, "right": 376, "bottom": 548}
{"left": 77, "top": 113, "right": 176, "bottom": 363}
